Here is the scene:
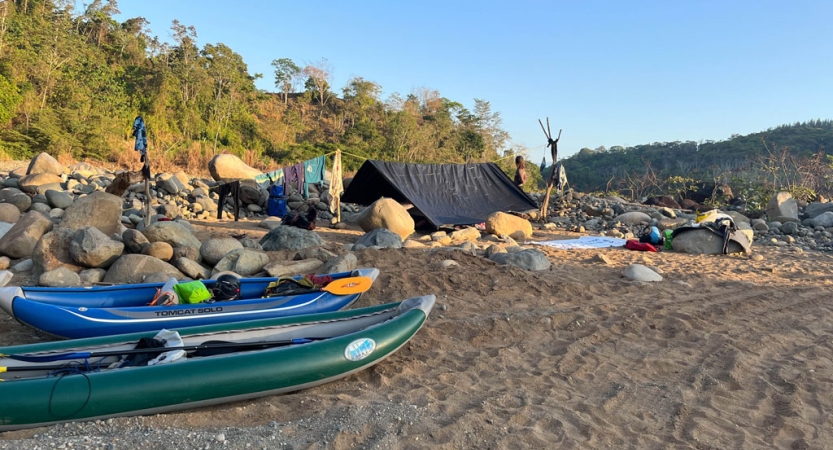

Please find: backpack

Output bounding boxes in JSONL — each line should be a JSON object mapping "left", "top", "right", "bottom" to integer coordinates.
{"left": 212, "top": 274, "right": 241, "bottom": 301}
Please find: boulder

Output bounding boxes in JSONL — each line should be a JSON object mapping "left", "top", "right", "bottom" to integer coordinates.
{"left": 142, "top": 241, "right": 174, "bottom": 261}
{"left": 208, "top": 154, "right": 262, "bottom": 181}
{"left": 804, "top": 202, "right": 833, "bottom": 219}
{"left": 623, "top": 264, "right": 662, "bottom": 282}
{"left": 200, "top": 237, "right": 244, "bottom": 266}
{"left": 45, "top": 189, "right": 74, "bottom": 209}
{"left": 319, "top": 253, "right": 358, "bottom": 274}
{"left": 0, "top": 211, "right": 54, "bottom": 259}
{"left": 211, "top": 249, "right": 269, "bottom": 277}
{"left": 18, "top": 173, "right": 62, "bottom": 195}
{"left": 260, "top": 226, "right": 324, "bottom": 251}
{"left": 33, "top": 228, "right": 84, "bottom": 275}
{"left": 355, "top": 198, "right": 414, "bottom": 240}
{"left": 174, "top": 257, "right": 211, "bottom": 280}
{"left": 0, "top": 203, "right": 20, "bottom": 223}
{"left": 612, "top": 211, "right": 652, "bottom": 226}
{"left": 155, "top": 173, "right": 185, "bottom": 194}
{"left": 39, "top": 267, "right": 81, "bottom": 287}
{"left": 263, "top": 258, "right": 325, "bottom": 278}
{"left": 79, "top": 268, "right": 107, "bottom": 285}
{"left": 26, "top": 152, "right": 65, "bottom": 176}
{"left": 6, "top": 191, "right": 32, "bottom": 212}
{"left": 485, "top": 212, "right": 533, "bottom": 240}
{"left": 142, "top": 221, "right": 202, "bottom": 251}
{"left": 60, "top": 191, "right": 123, "bottom": 235}
{"left": 766, "top": 191, "right": 798, "bottom": 221}
{"left": 811, "top": 211, "right": 833, "bottom": 228}
{"left": 352, "top": 228, "right": 403, "bottom": 250}
{"left": 103, "top": 254, "right": 184, "bottom": 284}
{"left": 489, "top": 249, "right": 551, "bottom": 271}
{"left": 69, "top": 226, "right": 125, "bottom": 268}
{"left": 122, "top": 229, "right": 150, "bottom": 253}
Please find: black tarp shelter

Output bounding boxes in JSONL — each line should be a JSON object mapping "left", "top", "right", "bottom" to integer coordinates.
{"left": 340, "top": 160, "right": 538, "bottom": 229}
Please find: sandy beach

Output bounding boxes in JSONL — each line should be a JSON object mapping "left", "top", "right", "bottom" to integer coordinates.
{"left": 1, "top": 217, "right": 832, "bottom": 449}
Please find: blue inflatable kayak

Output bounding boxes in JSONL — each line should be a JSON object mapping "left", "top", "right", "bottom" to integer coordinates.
{"left": 0, "top": 269, "right": 379, "bottom": 339}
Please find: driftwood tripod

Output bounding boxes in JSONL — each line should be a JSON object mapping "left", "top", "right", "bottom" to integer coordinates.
{"left": 538, "top": 118, "right": 562, "bottom": 219}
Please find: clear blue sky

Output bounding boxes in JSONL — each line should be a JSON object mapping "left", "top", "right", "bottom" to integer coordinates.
{"left": 114, "top": 0, "right": 832, "bottom": 165}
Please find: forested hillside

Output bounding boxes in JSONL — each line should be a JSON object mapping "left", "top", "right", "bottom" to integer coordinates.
{"left": 0, "top": 0, "right": 517, "bottom": 173}
{"left": 560, "top": 120, "right": 833, "bottom": 201}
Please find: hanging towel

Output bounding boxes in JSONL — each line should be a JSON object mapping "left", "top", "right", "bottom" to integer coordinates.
{"left": 329, "top": 150, "right": 344, "bottom": 218}
{"left": 256, "top": 168, "right": 284, "bottom": 190}
{"left": 283, "top": 162, "right": 305, "bottom": 197}
{"left": 303, "top": 155, "right": 326, "bottom": 198}
{"left": 132, "top": 116, "right": 147, "bottom": 157}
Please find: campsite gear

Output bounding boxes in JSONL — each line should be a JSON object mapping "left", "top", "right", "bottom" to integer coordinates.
{"left": 0, "top": 270, "right": 380, "bottom": 339}
{"left": 340, "top": 160, "right": 538, "bottom": 229}
{"left": 0, "top": 268, "right": 378, "bottom": 309}
{"left": 663, "top": 229, "right": 674, "bottom": 250}
{"left": 625, "top": 240, "right": 658, "bottom": 252}
{"left": 282, "top": 207, "right": 317, "bottom": 230}
{"left": 671, "top": 217, "right": 752, "bottom": 255}
{"left": 267, "top": 184, "right": 288, "bottom": 218}
{"left": 639, "top": 226, "right": 663, "bottom": 245}
{"left": 211, "top": 274, "right": 241, "bottom": 301}
{"left": 148, "top": 278, "right": 179, "bottom": 307}
{"left": 172, "top": 280, "right": 212, "bottom": 304}
{"left": 0, "top": 295, "right": 435, "bottom": 432}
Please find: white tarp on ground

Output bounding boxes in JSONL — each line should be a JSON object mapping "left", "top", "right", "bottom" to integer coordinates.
{"left": 533, "top": 236, "right": 626, "bottom": 250}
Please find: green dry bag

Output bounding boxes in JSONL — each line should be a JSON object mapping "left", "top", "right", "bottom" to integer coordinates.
{"left": 173, "top": 280, "right": 212, "bottom": 304}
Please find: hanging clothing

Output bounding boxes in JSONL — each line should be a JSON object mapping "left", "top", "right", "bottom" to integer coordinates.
{"left": 303, "top": 155, "right": 326, "bottom": 198}
{"left": 132, "top": 116, "right": 147, "bottom": 157}
{"left": 217, "top": 181, "right": 240, "bottom": 222}
{"left": 329, "top": 150, "right": 344, "bottom": 219}
{"left": 255, "top": 168, "right": 284, "bottom": 190}
{"left": 283, "top": 162, "right": 305, "bottom": 197}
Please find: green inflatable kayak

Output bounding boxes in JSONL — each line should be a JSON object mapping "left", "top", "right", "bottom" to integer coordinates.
{"left": 0, "top": 294, "right": 435, "bottom": 431}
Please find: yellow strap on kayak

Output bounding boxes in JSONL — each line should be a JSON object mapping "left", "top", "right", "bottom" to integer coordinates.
{"left": 0, "top": 367, "right": 6, "bottom": 373}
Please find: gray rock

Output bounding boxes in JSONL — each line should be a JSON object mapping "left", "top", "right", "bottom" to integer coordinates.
{"left": 33, "top": 228, "right": 84, "bottom": 275}
{"left": 174, "top": 257, "right": 211, "bottom": 280}
{"left": 263, "top": 259, "right": 324, "bottom": 277}
{"left": 12, "top": 259, "right": 33, "bottom": 271}
{"left": 804, "top": 202, "right": 833, "bottom": 219}
{"left": 766, "top": 191, "right": 798, "bottom": 221}
{"left": 45, "top": 189, "right": 73, "bottom": 209}
{"left": 156, "top": 173, "right": 184, "bottom": 194}
{"left": 811, "top": 211, "right": 833, "bottom": 228}
{"left": 7, "top": 191, "right": 32, "bottom": 212}
{"left": 489, "top": 249, "right": 551, "bottom": 271}
{"left": 29, "top": 202, "right": 51, "bottom": 214}
{"left": 200, "top": 237, "right": 244, "bottom": 266}
{"left": 18, "top": 173, "right": 62, "bottom": 194}
{"left": 122, "top": 229, "right": 150, "bottom": 253}
{"left": 0, "top": 203, "right": 20, "bottom": 222}
{"left": 143, "top": 221, "right": 202, "bottom": 251}
{"left": 172, "top": 246, "right": 201, "bottom": 264}
{"left": 612, "top": 211, "right": 652, "bottom": 225}
{"left": 0, "top": 211, "right": 54, "bottom": 259}
{"left": 781, "top": 221, "right": 799, "bottom": 235}
{"left": 70, "top": 226, "right": 125, "bottom": 268}
{"left": 353, "top": 228, "right": 403, "bottom": 250}
{"left": 60, "top": 191, "right": 123, "bottom": 235}
{"left": 103, "top": 254, "right": 184, "bottom": 284}
{"left": 239, "top": 238, "right": 263, "bottom": 250}
{"left": 26, "top": 152, "right": 65, "bottom": 176}
{"left": 79, "top": 268, "right": 107, "bottom": 285}
{"left": 212, "top": 249, "right": 269, "bottom": 277}
{"left": 39, "top": 267, "right": 81, "bottom": 287}
{"left": 624, "top": 264, "right": 663, "bottom": 282}
{"left": 142, "top": 241, "right": 174, "bottom": 261}
{"left": 0, "top": 221, "right": 12, "bottom": 240}
{"left": 49, "top": 208, "right": 64, "bottom": 219}
{"left": 260, "top": 226, "right": 324, "bottom": 251}
{"left": 320, "top": 253, "right": 358, "bottom": 274}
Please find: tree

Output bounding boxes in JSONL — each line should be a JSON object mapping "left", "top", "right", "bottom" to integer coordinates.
{"left": 303, "top": 58, "right": 332, "bottom": 109}
{"left": 270, "top": 57, "right": 300, "bottom": 104}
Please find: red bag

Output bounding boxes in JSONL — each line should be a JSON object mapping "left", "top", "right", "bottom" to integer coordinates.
{"left": 624, "top": 239, "right": 658, "bottom": 252}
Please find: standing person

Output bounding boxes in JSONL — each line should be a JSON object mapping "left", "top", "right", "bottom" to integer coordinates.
{"left": 514, "top": 155, "right": 528, "bottom": 190}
